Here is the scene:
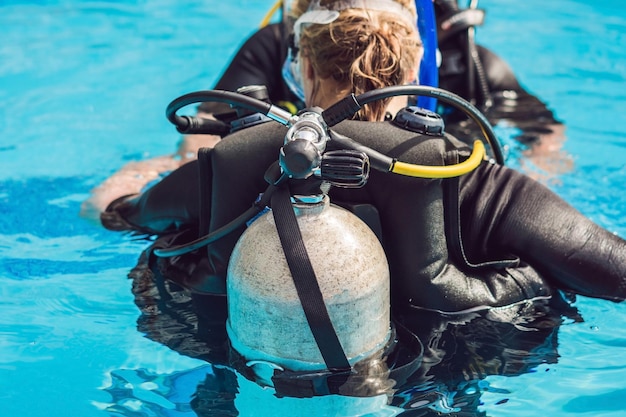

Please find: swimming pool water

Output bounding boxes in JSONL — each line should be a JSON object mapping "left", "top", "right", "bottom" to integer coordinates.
{"left": 1, "top": 1, "right": 626, "bottom": 416}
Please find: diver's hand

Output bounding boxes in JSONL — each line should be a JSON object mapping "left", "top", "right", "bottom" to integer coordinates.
{"left": 521, "top": 123, "right": 574, "bottom": 185}
{"left": 80, "top": 156, "right": 181, "bottom": 222}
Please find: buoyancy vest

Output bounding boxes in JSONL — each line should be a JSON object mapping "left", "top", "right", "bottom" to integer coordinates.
{"left": 105, "top": 116, "right": 626, "bottom": 313}
{"left": 198, "top": 119, "right": 553, "bottom": 314}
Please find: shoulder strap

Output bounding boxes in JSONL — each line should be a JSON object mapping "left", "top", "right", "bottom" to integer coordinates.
{"left": 197, "top": 147, "right": 213, "bottom": 236}
{"left": 271, "top": 186, "right": 351, "bottom": 372}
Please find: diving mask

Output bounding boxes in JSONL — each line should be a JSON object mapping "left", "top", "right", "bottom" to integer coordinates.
{"left": 282, "top": 47, "right": 306, "bottom": 102}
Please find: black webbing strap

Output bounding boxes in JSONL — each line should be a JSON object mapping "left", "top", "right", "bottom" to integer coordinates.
{"left": 197, "top": 147, "right": 213, "bottom": 236}
{"left": 271, "top": 186, "right": 351, "bottom": 372}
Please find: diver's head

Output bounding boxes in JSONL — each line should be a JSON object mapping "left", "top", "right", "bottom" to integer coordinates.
{"left": 283, "top": 0, "right": 423, "bottom": 121}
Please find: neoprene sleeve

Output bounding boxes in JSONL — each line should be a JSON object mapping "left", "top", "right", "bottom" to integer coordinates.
{"left": 459, "top": 161, "right": 626, "bottom": 301}
{"left": 102, "top": 161, "right": 201, "bottom": 235}
{"left": 197, "top": 24, "right": 298, "bottom": 115}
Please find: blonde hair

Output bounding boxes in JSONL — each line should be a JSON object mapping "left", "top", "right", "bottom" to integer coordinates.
{"left": 291, "top": 0, "right": 422, "bottom": 121}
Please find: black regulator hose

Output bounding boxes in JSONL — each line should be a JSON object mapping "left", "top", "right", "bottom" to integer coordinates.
{"left": 153, "top": 205, "right": 263, "bottom": 257}
{"left": 166, "top": 85, "right": 504, "bottom": 163}
{"left": 153, "top": 182, "right": 278, "bottom": 257}
{"left": 166, "top": 90, "right": 293, "bottom": 134}
{"left": 322, "top": 85, "right": 504, "bottom": 164}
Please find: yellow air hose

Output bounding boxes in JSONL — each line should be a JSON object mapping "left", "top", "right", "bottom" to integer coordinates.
{"left": 260, "top": 0, "right": 283, "bottom": 28}
{"left": 391, "top": 140, "right": 485, "bottom": 178}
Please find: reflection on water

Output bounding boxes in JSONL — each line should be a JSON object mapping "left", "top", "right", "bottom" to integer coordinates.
{"left": 100, "top": 365, "right": 235, "bottom": 416}
{"left": 100, "top": 250, "right": 582, "bottom": 416}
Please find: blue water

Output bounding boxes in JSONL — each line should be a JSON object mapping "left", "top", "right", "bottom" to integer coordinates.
{"left": 1, "top": 1, "right": 626, "bottom": 416}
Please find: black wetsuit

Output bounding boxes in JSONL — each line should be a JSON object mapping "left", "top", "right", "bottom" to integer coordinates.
{"left": 102, "top": 119, "right": 626, "bottom": 314}
{"left": 198, "top": 23, "right": 301, "bottom": 116}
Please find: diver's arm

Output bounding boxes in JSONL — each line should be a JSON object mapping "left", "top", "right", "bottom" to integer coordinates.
{"left": 198, "top": 23, "right": 294, "bottom": 115}
{"left": 476, "top": 46, "right": 573, "bottom": 178}
{"left": 80, "top": 155, "right": 181, "bottom": 221}
{"left": 458, "top": 161, "right": 626, "bottom": 301}
{"left": 80, "top": 130, "right": 211, "bottom": 223}
{"left": 100, "top": 160, "right": 201, "bottom": 235}
{"left": 477, "top": 45, "right": 522, "bottom": 92}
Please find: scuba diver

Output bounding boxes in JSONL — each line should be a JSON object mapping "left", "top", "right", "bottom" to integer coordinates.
{"left": 97, "top": 0, "right": 626, "bottom": 413}
{"left": 80, "top": 0, "right": 568, "bottom": 220}
{"left": 198, "top": 0, "right": 566, "bottom": 152}
{"left": 101, "top": 0, "right": 626, "bottom": 402}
